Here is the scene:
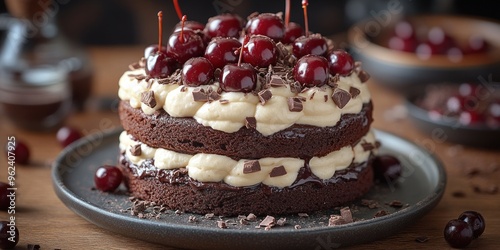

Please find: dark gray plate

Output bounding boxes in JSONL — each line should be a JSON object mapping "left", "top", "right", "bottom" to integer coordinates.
{"left": 52, "top": 129, "right": 446, "bottom": 250}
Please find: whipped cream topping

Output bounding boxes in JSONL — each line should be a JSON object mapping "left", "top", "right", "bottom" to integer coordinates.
{"left": 119, "top": 130, "right": 377, "bottom": 188}
{"left": 118, "top": 68, "right": 370, "bottom": 136}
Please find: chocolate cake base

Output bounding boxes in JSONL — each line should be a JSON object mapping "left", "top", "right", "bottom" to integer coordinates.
{"left": 119, "top": 154, "right": 374, "bottom": 216}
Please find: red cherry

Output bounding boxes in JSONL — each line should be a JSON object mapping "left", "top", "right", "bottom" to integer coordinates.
{"left": 458, "top": 83, "right": 477, "bottom": 97}
{"left": 283, "top": 22, "right": 303, "bottom": 44}
{"left": 444, "top": 219, "right": 474, "bottom": 248}
{"left": 447, "top": 47, "right": 464, "bottom": 63}
{"left": 246, "top": 13, "right": 285, "bottom": 42}
{"left": 415, "top": 42, "right": 438, "bottom": 60}
{"left": 446, "top": 95, "right": 465, "bottom": 113}
{"left": 459, "top": 110, "right": 484, "bottom": 125}
{"left": 204, "top": 37, "right": 241, "bottom": 69}
{"left": 394, "top": 21, "right": 415, "bottom": 39}
{"left": 465, "top": 35, "right": 489, "bottom": 54}
{"left": 205, "top": 13, "right": 243, "bottom": 39}
{"left": 292, "top": 35, "right": 328, "bottom": 58}
{"left": 459, "top": 211, "right": 486, "bottom": 239}
{"left": 373, "top": 155, "right": 402, "bottom": 182}
{"left": 0, "top": 182, "right": 11, "bottom": 210}
{"left": 387, "top": 36, "right": 417, "bottom": 52}
{"left": 6, "top": 140, "right": 30, "bottom": 165}
{"left": 182, "top": 57, "right": 214, "bottom": 86}
{"left": 243, "top": 35, "right": 278, "bottom": 68}
{"left": 94, "top": 165, "right": 123, "bottom": 192}
{"left": 56, "top": 126, "right": 83, "bottom": 147}
{"left": 0, "top": 221, "right": 19, "bottom": 249}
{"left": 293, "top": 55, "right": 329, "bottom": 87}
{"left": 144, "top": 44, "right": 167, "bottom": 59}
{"left": 427, "top": 27, "right": 455, "bottom": 54}
{"left": 327, "top": 50, "right": 355, "bottom": 76}
{"left": 220, "top": 63, "right": 257, "bottom": 93}
{"left": 146, "top": 52, "right": 177, "bottom": 78}
{"left": 167, "top": 29, "right": 205, "bottom": 64}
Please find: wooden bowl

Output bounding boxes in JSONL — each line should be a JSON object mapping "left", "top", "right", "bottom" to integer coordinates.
{"left": 347, "top": 15, "right": 500, "bottom": 95}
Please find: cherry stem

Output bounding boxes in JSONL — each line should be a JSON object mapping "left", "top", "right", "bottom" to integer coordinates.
{"left": 157, "top": 11, "right": 163, "bottom": 50}
{"left": 238, "top": 35, "right": 249, "bottom": 67}
{"left": 173, "top": 0, "right": 183, "bottom": 21}
{"left": 285, "top": 0, "right": 290, "bottom": 27}
{"left": 179, "top": 15, "right": 187, "bottom": 43}
{"left": 302, "top": 0, "right": 309, "bottom": 36}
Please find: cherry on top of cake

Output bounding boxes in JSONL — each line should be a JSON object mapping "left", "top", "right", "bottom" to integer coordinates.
{"left": 140, "top": 0, "right": 363, "bottom": 93}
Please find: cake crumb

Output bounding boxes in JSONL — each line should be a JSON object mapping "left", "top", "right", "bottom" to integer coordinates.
{"left": 204, "top": 213, "right": 215, "bottom": 219}
{"left": 246, "top": 213, "right": 257, "bottom": 222}
{"left": 217, "top": 220, "right": 227, "bottom": 229}
{"left": 298, "top": 213, "right": 309, "bottom": 218}
{"left": 328, "top": 215, "right": 345, "bottom": 226}
{"left": 259, "top": 216, "right": 276, "bottom": 228}
{"left": 276, "top": 217, "right": 287, "bottom": 226}
{"left": 188, "top": 216, "right": 198, "bottom": 223}
{"left": 340, "top": 207, "right": 353, "bottom": 223}
{"left": 374, "top": 210, "right": 389, "bottom": 218}
{"left": 387, "top": 200, "right": 404, "bottom": 208}
{"left": 294, "top": 225, "right": 302, "bottom": 230}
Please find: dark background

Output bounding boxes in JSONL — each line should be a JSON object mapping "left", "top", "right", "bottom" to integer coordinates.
{"left": 0, "top": 0, "right": 499, "bottom": 46}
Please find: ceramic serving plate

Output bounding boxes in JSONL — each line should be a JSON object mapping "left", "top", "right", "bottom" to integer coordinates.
{"left": 52, "top": 129, "right": 446, "bottom": 250}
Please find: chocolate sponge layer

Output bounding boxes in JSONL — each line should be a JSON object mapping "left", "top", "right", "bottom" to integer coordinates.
{"left": 119, "top": 101, "right": 373, "bottom": 159}
{"left": 120, "top": 154, "right": 374, "bottom": 216}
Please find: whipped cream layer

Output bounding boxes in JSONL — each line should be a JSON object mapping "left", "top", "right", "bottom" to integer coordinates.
{"left": 119, "top": 130, "right": 377, "bottom": 188}
{"left": 118, "top": 68, "right": 370, "bottom": 136}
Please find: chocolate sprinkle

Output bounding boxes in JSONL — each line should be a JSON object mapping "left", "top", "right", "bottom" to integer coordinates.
{"left": 387, "top": 200, "right": 404, "bottom": 208}
{"left": 328, "top": 74, "right": 340, "bottom": 87}
{"left": 349, "top": 87, "right": 361, "bottom": 98}
{"left": 243, "top": 160, "right": 261, "bottom": 174}
{"left": 374, "top": 210, "right": 389, "bottom": 218}
{"left": 129, "top": 144, "right": 142, "bottom": 156}
{"left": 140, "top": 90, "right": 157, "bottom": 108}
{"left": 332, "top": 88, "right": 351, "bottom": 109}
{"left": 259, "top": 215, "right": 276, "bottom": 227}
{"left": 245, "top": 117, "right": 257, "bottom": 129}
{"left": 415, "top": 236, "right": 429, "bottom": 243}
{"left": 287, "top": 97, "right": 304, "bottom": 112}
{"left": 269, "top": 76, "right": 286, "bottom": 87}
{"left": 258, "top": 89, "right": 273, "bottom": 104}
{"left": 219, "top": 99, "right": 229, "bottom": 104}
{"left": 358, "top": 70, "right": 371, "bottom": 83}
{"left": 217, "top": 220, "right": 227, "bottom": 229}
{"left": 323, "top": 95, "right": 328, "bottom": 102}
{"left": 328, "top": 215, "right": 345, "bottom": 226}
{"left": 270, "top": 165, "right": 287, "bottom": 177}
{"left": 340, "top": 207, "right": 353, "bottom": 223}
{"left": 361, "top": 142, "right": 375, "bottom": 151}
{"left": 290, "top": 81, "right": 303, "bottom": 93}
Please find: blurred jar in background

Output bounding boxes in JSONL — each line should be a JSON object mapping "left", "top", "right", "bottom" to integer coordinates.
{"left": 0, "top": 0, "right": 93, "bottom": 117}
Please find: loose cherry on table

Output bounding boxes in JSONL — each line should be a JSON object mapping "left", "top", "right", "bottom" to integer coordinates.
{"left": 245, "top": 13, "right": 285, "bottom": 42}
{"left": 56, "top": 126, "right": 82, "bottom": 148}
{"left": 0, "top": 221, "right": 19, "bottom": 249}
{"left": 5, "top": 140, "right": 30, "bottom": 165}
{"left": 204, "top": 37, "right": 241, "bottom": 69}
{"left": 459, "top": 211, "right": 486, "bottom": 239}
{"left": 182, "top": 57, "right": 214, "bottom": 86}
{"left": 94, "top": 165, "right": 123, "bottom": 192}
{"left": 293, "top": 55, "right": 329, "bottom": 87}
{"left": 205, "top": 13, "right": 243, "bottom": 39}
{"left": 327, "top": 50, "right": 355, "bottom": 76}
{"left": 444, "top": 219, "right": 474, "bottom": 248}
{"left": 242, "top": 35, "right": 278, "bottom": 68}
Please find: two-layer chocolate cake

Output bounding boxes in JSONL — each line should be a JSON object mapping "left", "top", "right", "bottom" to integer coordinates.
{"left": 117, "top": 9, "right": 378, "bottom": 216}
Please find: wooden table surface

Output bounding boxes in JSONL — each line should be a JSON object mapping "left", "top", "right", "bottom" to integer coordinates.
{"left": 1, "top": 46, "right": 499, "bottom": 249}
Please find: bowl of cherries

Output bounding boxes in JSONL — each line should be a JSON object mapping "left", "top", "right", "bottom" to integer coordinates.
{"left": 348, "top": 15, "right": 500, "bottom": 94}
{"left": 406, "top": 82, "right": 500, "bottom": 148}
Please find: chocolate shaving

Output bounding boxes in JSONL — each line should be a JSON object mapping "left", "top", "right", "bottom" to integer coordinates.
{"left": 361, "top": 199, "right": 379, "bottom": 209}
{"left": 188, "top": 216, "right": 198, "bottom": 223}
{"left": 374, "top": 210, "right": 389, "bottom": 218}
{"left": 129, "top": 62, "right": 142, "bottom": 70}
{"left": 259, "top": 215, "right": 276, "bottom": 228}
{"left": 361, "top": 142, "right": 375, "bottom": 151}
{"left": 141, "top": 90, "right": 157, "bottom": 108}
{"left": 192, "top": 88, "right": 208, "bottom": 102}
{"left": 129, "top": 144, "right": 142, "bottom": 156}
{"left": 332, "top": 88, "right": 351, "bottom": 109}
{"left": 269, "top": 76, "right": 286, "bottom": 87}
{"left": 340, "top": 207, "right": 353, "bottom": 223}
{"left": 217, "top": 220, "right": 227, "bottom": 229}
{"left": 349, "top": 87, "right": 361, "bottom": 98}
{"left": 328, "top": 215, "right": 345, "bottom": 226}
{"left": 358, "top": 70, "right": 371, "bottom": 83}
{"left": 245, "top": 117, "right": 257, "bottom": 129}
{"left": 287, "top": 97, "right": 304, "bottom": 112}
{"left": 128, "top": 73, "right": 146, "bottom": 81}
{"left": 219, "top": 99, "right": 229, "bottom": 104}
{"left": 309, "top": 91, "right": 316, "bottom": 100}
{"left": 415, "top": 236, "right": 429, "bottom": 243}
{"left": 180, "top": 86, "right": 187, "bottom": 92}
{"left": 243, "top": 160, "right": 261, "bottom": 174}
{"left": 270, "top": 165, "right": 287, "bottom": 177}
{"left": 258, "top": 89, "right": 273, "bottom": 104}
{"left": 323, "top": 95, "right": 328, "bottom": 102}
{"left": 208, "top": 90, "right": 221, "bottom": 102}
{"left": 276, "top": 218, "right": 287, "bottom": 226}
{"left": 387, "top": 200, "right": 404, "bottom": 208}
{"left": 246, "top": 213, "right": 257, "bottom": 222}
{"left": 290, "top": 81, "right": 303, "bottom": 93}
{"left": 205, "top": 213, "right": 215, "bottom": 219}
{"left": 327, "top": 74, "right": 340, "bottom": 87}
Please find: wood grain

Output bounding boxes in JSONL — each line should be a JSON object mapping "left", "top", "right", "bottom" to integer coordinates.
{"left": 0, "top": 47, "right": 498, "bottom": 250}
